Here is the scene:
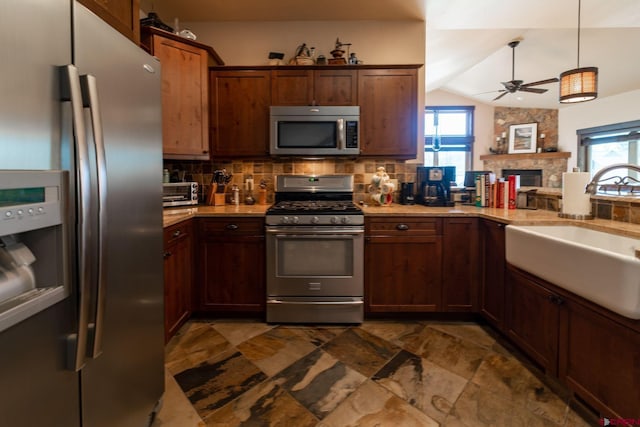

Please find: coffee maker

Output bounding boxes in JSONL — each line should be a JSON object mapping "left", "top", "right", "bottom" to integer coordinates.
{"left": 400, "top": 182, "right": 415, "bottom": 205}
{"left": 416, "top": 166, "right": 455, "bottom": 207}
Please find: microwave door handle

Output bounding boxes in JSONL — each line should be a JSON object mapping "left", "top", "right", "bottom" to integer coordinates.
{"left": 59, "top": 65, "right": 91, "bottom": 372}
{"left": 336, "top": 118, "right": 345, "bottom": 150}
{"left": 80, "top": 74, "right": 107, "bottom": 360}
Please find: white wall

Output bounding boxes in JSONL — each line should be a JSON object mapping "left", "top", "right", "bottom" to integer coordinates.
{"left": 425, "top": 89, "right": 495, "bottom": 169}
{"left": 559, "top": 89, "right": 640, "bottom": 170}
{"left": 184, "top": 20, "right": 426, "bottom": 160}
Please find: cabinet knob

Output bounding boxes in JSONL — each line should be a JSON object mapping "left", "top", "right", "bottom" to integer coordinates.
{"left": 396, "top": 224, "right": 410, "bottom": 231}
{"left": 172, "top": 230, "right": 182, "bottom": 238}
{"left": 226, "top": 223, "right": 239, "bottom": 231}
{"left": 547, "top": 295, "right": 565, "bottom": 305}
{"left": 163, "top": 251, "right": 172, "bottom": 259}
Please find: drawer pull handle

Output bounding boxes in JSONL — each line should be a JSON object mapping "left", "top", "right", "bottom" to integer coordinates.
{"left": 226, "top": 224, "right": 239, "bottom": 231}
{"left": 172, "top": 230, "right": 181, "bottom": 238}
{"left": 547, "top": 295, "right": 565, "bottom": 305}
{"left": 396, "top": 224, "right": 409, "bottom": 231}
{"left": 163, "top": 251, "right": 172, "bottom": 259}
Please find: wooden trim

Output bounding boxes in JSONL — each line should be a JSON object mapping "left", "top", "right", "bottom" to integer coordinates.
{"left": 209, "top": 64, "right": 423, "bottom": 71}
{"left": 141, "top": 26, "right": 225, "bottom": 65}
{"left": 480, "top": 152, "right": 571, "bottom": 161}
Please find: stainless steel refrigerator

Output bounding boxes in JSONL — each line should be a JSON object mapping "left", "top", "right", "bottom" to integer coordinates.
{"left": 0, "top": 1, "right": 164, "bottom": 426}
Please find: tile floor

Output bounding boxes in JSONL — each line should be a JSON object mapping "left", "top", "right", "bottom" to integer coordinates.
{"left": 155, "top": 319, "right": 595, "bottom": 427}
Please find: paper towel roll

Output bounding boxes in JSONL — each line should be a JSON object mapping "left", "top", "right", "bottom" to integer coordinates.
{"left": 562, "top": 172, "right": 592, "bottom": 216}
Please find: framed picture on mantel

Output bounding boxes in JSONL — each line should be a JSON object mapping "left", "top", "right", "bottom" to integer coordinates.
{"left": 508, "top": 123, "right": 537, "bottom": 154}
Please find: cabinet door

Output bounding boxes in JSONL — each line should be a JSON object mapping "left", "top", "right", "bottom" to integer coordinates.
{"left": 210, "top": 70, "right": 271, "bottom": 157}
{"left": 271, "top": 69, "right": 314, "bottom": 105}
{"left": 442, "top": 218, "right": 479, "bottom": 311}
{"left": 480, "top": 220, "right": 506, "bottom": 330}
{"left": 365, "top": 218, "right": 442, "bottom": 312}
{"left": 505, "top": 266, "right": 560, "bottom": 375}
{"left": 197, "top": 219, "right": 266, "bottom": 313}
{"left": 314, "top": 69, "right": 357, "bottom": 105}
{"left": 559, "top": 299, "right": 640, "bottom": 418}
{"left": 77, "top": 0, "right": 139, "bottom": 43}
{"left": 154, "top": 37, "right": 209, "bottom": 159}
{"left": 357, "top": 68, "right": 418, "bottom": 157}
{"left": 163, "top": 222, "right": 193, "bottom": 342}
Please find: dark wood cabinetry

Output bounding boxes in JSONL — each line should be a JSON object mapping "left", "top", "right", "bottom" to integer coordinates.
{"left": 505, "top": 263, "right": 640, "bottom": 417}
{"left": 505, "top": 266, "right": 560, "bottom": 375}
{"left": 271, "top": 69, "right": 357, "bottom": 106}
{"left": 78, "top": 0, "right": 139, "bottom": 43}
{"left": 208, "top": 65, "right": 420, "bottom": 158}
{"left": 357, "top": 68, "right": 418, "bottom": 158}
{"left": 365, "top": 217, "right": 443, "bottom": 312}
{"left": 196, "top": 218, "right": 265, "bottom": 313}
{"left": 141, "top": 28, "right": 222, "bottom": 160}
{"left": 479, "top": 219, "right": 506, "bottom": 330}
{"left": 163, "top": 221, "right": 193, "bottom": 342}
{"left": 559, "top": 295, "right": 640, "bottom": 418}
{"left": 442, "top": 218, "right": 479, "bottom": 312}
{"left": 209, "top": 70, "right": 271, "bottom": 157}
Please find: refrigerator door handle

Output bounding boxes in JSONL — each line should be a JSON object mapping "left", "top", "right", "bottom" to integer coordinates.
{"left": 80, "top": 74, "right": 107, "bottom": 359}
{"left": 59, "top": 65, "right": 92, "bottom": 372}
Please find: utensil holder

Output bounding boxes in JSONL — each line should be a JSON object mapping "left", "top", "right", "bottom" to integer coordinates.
{"left": 257, "top": 189, "right": 267, "bottom": 205}
{"left": 214, "top": 193, "right": 226, "bottom": 206}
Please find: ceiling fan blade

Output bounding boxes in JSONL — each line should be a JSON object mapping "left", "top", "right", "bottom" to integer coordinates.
{"left": 521, "top": 77, "right": 560, "bottom": 87}
{"left": 474, "top": 89, "right": 502, "bottom": 95}
{"left": 519, "top": 87, "right": 548, "bottom": 94}
{"left": 493, "top": 91, "right": 509, "bottom": 101}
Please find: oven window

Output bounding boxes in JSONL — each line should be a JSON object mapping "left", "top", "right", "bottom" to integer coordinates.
{"left": 277, "top": 237, "right": 353, "bottom": 277}
{"left": 278, "top": 122, "right": 337, "bottom": 148}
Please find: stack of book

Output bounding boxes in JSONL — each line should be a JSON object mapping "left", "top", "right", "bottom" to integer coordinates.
{"left": 474, "top": 172, "right": 520, "bottom": 209}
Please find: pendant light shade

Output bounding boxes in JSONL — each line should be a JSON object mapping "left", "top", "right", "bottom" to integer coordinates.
{"left": 559, "top": 0, "right": 598, "bottom": 104}
{"left": 559, "top": 67, "right": 598, "bottom": 103}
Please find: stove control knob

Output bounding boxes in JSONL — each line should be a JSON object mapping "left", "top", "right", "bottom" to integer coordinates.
{"left": 311, "top": 216, "right": 320, "bottom": 224}
{"left": 292, "top": 216, "right": 300, "bottom": 224}
{"left": 331, "top": 216, "right": 340, "bottom": 224}
{"left": 341, "top": 216, "right": 351, "bottom": 224}
{"left": 282, "top": 216, "right": 290, "bottom": 224}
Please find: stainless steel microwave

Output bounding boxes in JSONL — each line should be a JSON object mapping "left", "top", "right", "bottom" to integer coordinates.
{"left": 270, "top": 106, "right": 360, "bottom": 156}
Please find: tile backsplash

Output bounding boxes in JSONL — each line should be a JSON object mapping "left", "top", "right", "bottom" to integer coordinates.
{"left": 164, "top": 158, "right": 420, "bottom": 204}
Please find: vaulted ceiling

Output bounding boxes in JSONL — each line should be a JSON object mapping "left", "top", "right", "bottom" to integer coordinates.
{"left": 142, "top": 0, "right": 640, "bottom": 109}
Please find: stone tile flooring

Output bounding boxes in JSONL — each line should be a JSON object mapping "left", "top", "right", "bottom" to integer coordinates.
{"left": 157, "top": 319, "right": 595, "bottom": 426}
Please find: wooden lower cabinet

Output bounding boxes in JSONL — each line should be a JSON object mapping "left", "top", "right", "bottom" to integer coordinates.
{"left": 480, "top": 219, "right": 506, "bottom": 330}
{"left": 559, "top": 297, "right": 640, "bottom": 418}
{"left": 197, "top": 218, "right": 265, "bottom": 313}
{"left": 442, "top": 218, "right": 479, "bottom": 311}
{"left": 163, "top": 221, "right": 193, "bottom": 342}
{"left": 505, "top": 266, "right": 560, "bottom": 375}
{"left": 505, "top": 264, "right": 640, "bottom": 418}
{"left": 365, "top": 217, "right": 442, "bottom": 312}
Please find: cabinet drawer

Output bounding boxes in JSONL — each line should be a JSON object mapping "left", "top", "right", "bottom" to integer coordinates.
{"left": 198, "top": 218, "right": 265, "bottom": 236}
{"left": 366, "top": 218, "right": 441, "bottom": 236}
{"left": 164, "top": 221, "right": 191, "bottom": 246}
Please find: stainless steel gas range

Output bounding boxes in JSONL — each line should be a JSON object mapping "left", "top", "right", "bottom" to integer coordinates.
{"left": 265, "top": 175, "right": 364, "bottom": 324}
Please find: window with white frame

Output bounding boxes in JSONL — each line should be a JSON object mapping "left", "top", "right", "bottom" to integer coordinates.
{"left": 424, "top": 106, "right": 475, "bottom": 186}
{"left": 577, "top": 120, "right": 640, "bottom": 191}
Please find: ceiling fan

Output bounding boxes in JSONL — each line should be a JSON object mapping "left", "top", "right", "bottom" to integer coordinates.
{"left": 491, "top": 40, "right": 559, "bottom": 101}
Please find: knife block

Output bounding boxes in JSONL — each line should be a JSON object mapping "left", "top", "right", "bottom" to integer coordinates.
{"left": 214, "top": 193, "right": 226, "bottom": 206}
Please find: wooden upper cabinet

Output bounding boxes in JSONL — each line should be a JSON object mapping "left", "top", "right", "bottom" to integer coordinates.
{"left": 142, "top": 28, "right": 217, "bottom": 160}
{"left": 78, "top": 0, "right": 140, "bottom": 43}
{"left": 357, "top": 67, "right": 418, "bottom": 158}
{"left": 271, "top": 69, "right": 357, "bottom": 106}
{"left": 210, "top": 69, "right": 271, "bottom": 157}
{"left": 271, "top": 70, "right": 314, "bottom": 105}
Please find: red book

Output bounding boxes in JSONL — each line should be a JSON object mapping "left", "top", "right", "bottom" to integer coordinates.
{"left": 497, "top": 180, "right": 505, "bottom": 208}
{"left": 508, "top": 175, "right": 517, "bottom": 209}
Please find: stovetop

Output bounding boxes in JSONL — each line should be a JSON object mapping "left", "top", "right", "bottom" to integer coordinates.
{"left": 266, "top": 174, "right": 363, "bottom": 226}
{"left": 268, "top": 200, "right": 361, "bottom": 214}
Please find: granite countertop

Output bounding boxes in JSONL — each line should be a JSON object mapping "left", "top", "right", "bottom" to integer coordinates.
{"left": 163, "top": 203, "right": 640, "bottom": 238}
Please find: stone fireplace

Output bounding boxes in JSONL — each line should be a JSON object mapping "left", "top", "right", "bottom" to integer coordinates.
{"left": 479, "top": 152, "right": 570, "bottom": 188}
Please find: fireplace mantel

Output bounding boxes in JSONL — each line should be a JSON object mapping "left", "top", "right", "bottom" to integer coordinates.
{"left": 479, "top": 152, "right": 571, "bottom": 161}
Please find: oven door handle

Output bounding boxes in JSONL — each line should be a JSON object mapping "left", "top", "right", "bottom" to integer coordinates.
{"left": 267, "top": 299, "right": 364, "bottom": 306}
{"left": 266, "top": 228, "right": 364, "bottom": 236}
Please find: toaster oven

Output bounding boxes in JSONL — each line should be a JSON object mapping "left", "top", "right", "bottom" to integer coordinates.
{"left": 162, "top": 182, "right": 198, "bottom": 207}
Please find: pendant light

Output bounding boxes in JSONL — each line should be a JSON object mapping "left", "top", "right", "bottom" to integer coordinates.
{"left": 559, "top": 0, "right": 598, "bottom": 103}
